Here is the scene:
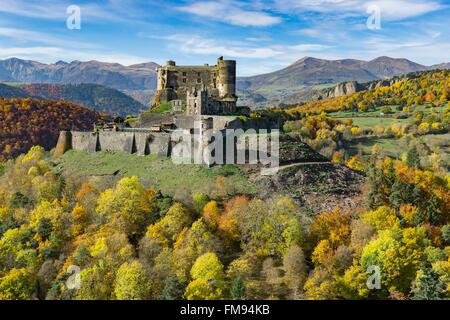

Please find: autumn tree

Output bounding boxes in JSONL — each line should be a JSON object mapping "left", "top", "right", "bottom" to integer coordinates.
{"left": 97, "top": 176, "right": 157, "bottom": 238}
{"left": 282, "top": 245, "right": 308, "bottom": 299}
{"left": 185, "top": 252, "right": 225, "bottom": 300}
{"left": 0, "top": 268, "right": 36, "bottom": 300}
{"left": 114, "top": 260, "right": 151, "bottom": 300}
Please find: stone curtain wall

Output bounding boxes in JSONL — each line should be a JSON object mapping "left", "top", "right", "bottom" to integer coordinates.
{"left": 58, "top": 131, "right": 171, "bottom": 157}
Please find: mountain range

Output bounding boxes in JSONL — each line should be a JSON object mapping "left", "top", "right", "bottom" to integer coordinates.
{"left": 0, "top": 56, "right": 449, "bottom": 108}
{"left": 237, "top": 56, "right": 449, "bottom": 105}
{"left": 0, "top": 58, "right": 158, "bottom": 91}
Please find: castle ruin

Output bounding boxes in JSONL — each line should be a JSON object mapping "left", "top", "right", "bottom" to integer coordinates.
{"left": 57, "top": 57, "right": 278, "bottom": 167}
{"left": 151, "top": 56, "right": 238, "bottom": 115}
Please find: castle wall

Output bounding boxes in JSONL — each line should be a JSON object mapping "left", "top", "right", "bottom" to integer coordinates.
{"left": 59, "top": 130, "right": 173, "bottom": 158}
{"left": 149, "top": 134, "right": 171, "bottom": 157}
{"left": 72, "top": 132, "right": 98, "bottom": 152}
{"left": 134, "top": 132, "right": 151, "bottom": 156}
{"left": 137, "top": 114, "right": 175, "bottom": 127}
{"left": 98, "top": 132, "right": 134, "bottom": 153}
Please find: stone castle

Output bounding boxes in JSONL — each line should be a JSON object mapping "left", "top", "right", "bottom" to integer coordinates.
{"left": 56, "top": 57, "right": 278, "bottom": 165}
{"left": 151, "top": 56, "right": 238, "bottom": 115}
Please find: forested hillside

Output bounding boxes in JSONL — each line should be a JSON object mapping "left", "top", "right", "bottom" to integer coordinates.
{"left": 289, "top": 69, "right": 449, "bottom": 114}
{"left": 0, "top": 146, "right": 448, "bottom": 300}
{"left": 0, "top": 83, "right": 146, "bottom": 116}
{"left": 0, "top": 98, "right": 101, "bottom": 161}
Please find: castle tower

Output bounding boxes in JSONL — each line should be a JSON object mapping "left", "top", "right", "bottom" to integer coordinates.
{"left": 217, "top": 57, "right": 236, "bottom": 98}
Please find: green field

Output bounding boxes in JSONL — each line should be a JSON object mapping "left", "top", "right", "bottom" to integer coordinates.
{"left": 344, "top": 137, "right": 406, "bottom": 158}
{"left": 339, "top": 117, "right": 411, "bottom": 130}
{"left": 345, "top": 133, "right": 450, "bottom": 161}
{"left": 56, "top": 150, "right": 259, "bottom": 197}
{"left": 329, "top": 104, "right": 446, "bottom": 130}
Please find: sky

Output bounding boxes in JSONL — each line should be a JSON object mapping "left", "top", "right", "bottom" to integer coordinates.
{"left": 0, "top": 0, "right": 449, "bottom": 76}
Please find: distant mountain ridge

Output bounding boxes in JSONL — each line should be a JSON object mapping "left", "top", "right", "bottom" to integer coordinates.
{"left": 237, "top": 56, "right": 449, "bottom": 106}
{"left": 0, "top": 58, "right": 158, "bottom": 91}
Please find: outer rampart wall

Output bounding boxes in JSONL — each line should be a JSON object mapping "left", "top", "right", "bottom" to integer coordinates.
{"left": 59, "top": 131, "right": 172, "bottom": 157}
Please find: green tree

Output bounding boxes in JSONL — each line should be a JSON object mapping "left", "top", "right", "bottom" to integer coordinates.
{"left": 114, "top": 260, "right": 151, "bottom": 300}
{"left": 159, "top": 276, "right": 185, "bottom": 300}
{"left": 146, "top": 203, "right": 192, "bottom": 246}
{"left": 185, "top": 252, "right": 224, "bottom": 300}
{"left": 0, "top": 268, "right": 36, "bottom": 300}
{"left": 190, "top": 252, "right": 224, "bottom": 282}
{"left": 192, "top": 192, "right": 209, "bottom": 214}
{"left": 412, "top": 266, "right": 446, "bottom": 300}
{"left": 360, "top": 227, "right": 429, "bottom": 294}
{"left": 96, "top": 176, "right": 157, "bottom": 238}
{"left": 442, "top": 225, "right": 450, "bottom": 245}
{"left": 230, "top": 276, "right": 246, "bottom": 300}
{"left": 406, "top": 145, "right": 421, "bottom": 168}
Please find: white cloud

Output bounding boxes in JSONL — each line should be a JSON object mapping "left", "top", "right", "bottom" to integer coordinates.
{"left": 288, "top": 44, "right": 331, "bottom": 51}
{"left": 155, "top": 33, "right": 331, "bottom": 61}
{"left": 0, "top": 27, "right": 94, "bottom": 49}
{"left": 0, "top": 46, "right": 151, "bottom": 66}
{"left": 0, "top": 0, "right": 142, "bottom": 22}
{"left": 274, "top": 0, "right": 443, "bottom": 20}
{"left": 246, "top": 36, "right": 273, "bottom": 42}
{"left": 162, "top": 34, "right": 284, "bottom": 58}
{"left": 177, "top": 1, "right": 282, "bottom": 27}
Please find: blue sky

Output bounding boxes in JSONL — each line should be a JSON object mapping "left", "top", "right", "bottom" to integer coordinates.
{"left": 0, "top": 0, "right": 449, "bottom": 76}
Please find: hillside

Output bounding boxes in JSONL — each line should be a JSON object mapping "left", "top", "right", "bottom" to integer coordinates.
{"left": 0, "top": 97, "right": 101, "bottom": 161}
{"left": 288, "top": 69, "right": 450, "bottom": 114}
{"left": 0, "top": 83, "right": 28, "bottom": 98}
{"left": 238, "top": 56, "right": 449, "bottom": 106}
{"left": 285, "top": 69, "right": 449, "bottom": 103}
{"left": 0, "top": 83, "right": 146, "bottom": 116}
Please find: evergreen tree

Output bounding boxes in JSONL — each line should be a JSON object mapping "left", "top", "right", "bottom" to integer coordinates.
{"left": 389, "top": 177, "right": 404, "bottom": 210}
{"left": 442, "top": 225, "right": 450, "bottom": 245}
{"left": 366, "top": 161, "right": 384, "bottom": 209}
{"left": 426, "top": 194, "right": 442, "bottom": 225}
{"left": 412, "top": 266, "right": 446, "bottom": 300}
{"left": 406, "top": 145, "right": 421, "bottom": 168}
{"left": 160, "top": 276, "right": 185, "bottom": 300}
{"left": 230, "top": 276, "right": 246, "bottom": 300}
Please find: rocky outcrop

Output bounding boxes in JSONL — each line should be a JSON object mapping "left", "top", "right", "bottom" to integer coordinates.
{"left": 313, "top": 69, "right": 433, "bottom": 100}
